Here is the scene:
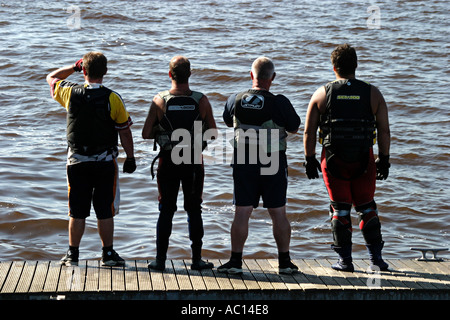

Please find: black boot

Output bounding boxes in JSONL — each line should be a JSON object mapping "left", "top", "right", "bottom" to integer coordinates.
{"left": 366, "top": 241, "right": 389, "bottom": 271}
{"left": 331, "top": 244, "right": 354, "bottom": 272}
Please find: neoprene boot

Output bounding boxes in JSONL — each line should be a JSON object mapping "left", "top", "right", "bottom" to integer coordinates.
{"left": 366, "top": 241, "right": 389, "bottom": 271}
{"left": 331, "top": 244, "right": 354, "bottom": 272}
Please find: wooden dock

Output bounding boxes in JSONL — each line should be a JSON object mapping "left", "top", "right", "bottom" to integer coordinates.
{"left": 0, "top": 259, "right": 448, "bottom": 300}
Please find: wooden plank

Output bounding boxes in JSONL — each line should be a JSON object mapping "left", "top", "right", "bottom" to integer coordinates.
{"left": 209, "top": 259, "right": 233, "bottom": 290}
{"left": 149, "top": 260, "right": 166, "bottom": 291}
{"left": 199, "top": 260, "right": 221, "bottom": 291}
{"left": 162, "top": 260, "right": 179, "bottom": 291}
{"left": 396, "top": 259, "right": 440, "bottom": 290}
{"left": 239, "top": 261, "right": 260, "bottom": 291}
{"left": 29, "top": 261, "right": 49, "bottom": 293}
{"left": 244, "top": 259, "right": 273, "bottom": 290}
{"left": 219, "top": 259, "right": 246, "bottom": 290}
{"left": 58, "top": 264, "right": 74, "bottom": 293}
{"left": 43, "top": 261, "right": 61, "bottom": 293}
{"left": 85, "top": 260, "right": 99, "bottom": 292}
{"left": 98, "top": 264, "right": 112, "bottom": 292}
{"left": 405, "top": 260, "right": 449, "bottom": 289}
{"left": 353, "top": 260, "right": 407, "bottom": 290}
{"left": 135, "top": 260, "right": 152, "bottom": 291}
{"left": 294, "top": 259, "right": 328, "bottom": 290}
{"left": 413, "top": 260, "right": 450, "bottom": 284}
{"left": 328, "top": 259, "right": 382, "bottom": 290}
{"left": 0, "top": 259, "right": 449, "bottom": 299}
{"left": 172, "top": 260, "right": 193, "bottom": 290}
{"left": 266, "top": 259, "right": 303, "bottom": 290}
{"left": 112, "top": 265, "right": 125, "bottom": 292}
{"left": 322, "top": 259, "right": 368, "bottom": 289}
{"left": 387, "top": 259, "right": 424, "bottom": 290}
{"left": 256, "top": 259, "right": 288, "bottom": 290}
{"left": 1, "top": 261, "right": 24, "bottom": 293}
{"left": 315, "top": 259, "right": 355, "bottom": 290}
{"left": 15, "top": 261, "right": 37, "bottom": 293}
{"left": 431, "top": 261, "right": 450, "bottom": 280}
{"left": 351, "top": 260, "right": 385, "bottom": 290}
{"left": 304, "top": 259, "right": 342, "bottom": 290}
{"left": 124, "top": 261, "right": 139, "bottom": 292}
{"left": 186, "top": 260, "right": 208, "bottom": 291}
{"left": 0, "top": 262, "right": 12, "bottom": 291}
{"left": 70, "top": 261, "right": 87, "bottom": 292}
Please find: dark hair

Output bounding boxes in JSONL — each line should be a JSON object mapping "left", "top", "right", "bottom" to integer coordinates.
{"left": 331, "top": 44, "right": 357, "bottom": 76}
{"left": 169, "top": 56, "right": 191, "bottom": 83}
{"left": 82, "top": 51, "right": 107, "bottom": 79}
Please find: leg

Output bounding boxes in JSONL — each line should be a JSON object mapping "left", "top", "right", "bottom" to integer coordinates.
{"left": 351, "top": 151, "right": 388, "bottom": 270}
{"left": 268, "top": 206, "right": 290, "bottom": 253}
{"left": 181, "top": 164, "right": 204, "bottom": 260}
{"left": 268, "top": 206, "right": 298, "bottom": 274}
{"left": 329, "top": 201, "right": 354, "bottom": 272}
{"left": 231, "top": 206, "right": 253, "bottom": 253}
{"left": 182, "top": 164, "right": 212, "bottom": 270}
{"left": 68, "top": 217, "right": 85, "bottom": 247}
{"left": 61, "top": 163, "right": 93, "bottom": 266}
{"left": 92, "top": 160, "right": 124, "bottom": 266}
{"left": 217, "top": 205, "right": 252, "bottom": 274}
{"left": 321, "top": 149, "right": 354, "bottom": 271}
{"left": 97, "top": 217, "right": 114, "bottom": 248}
{"left": 155, "top": 158, "right": 180, "bottom": 261}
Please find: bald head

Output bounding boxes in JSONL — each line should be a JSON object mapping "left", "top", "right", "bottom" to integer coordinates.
{"left": 169, "top": 56, "right": 191, "bottom": 83}
{"left": 251, "top": 57, "right": 275, "bottom": 80}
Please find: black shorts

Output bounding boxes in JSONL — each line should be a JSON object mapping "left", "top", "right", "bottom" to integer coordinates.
{"left": 232, "top": 164, "right": 288, "bottom": 208}
{"left": 66, "top": 160, "right": 119, "bottom": 220}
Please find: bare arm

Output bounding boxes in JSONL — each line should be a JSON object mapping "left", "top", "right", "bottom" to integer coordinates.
{"left": 142, "top": 96, "right": 163, "bottom": 139}
{"left": 199, "top": 95, "right": 218, "bottom": 139}
{"left": 118, "top": 127, "right": 134, "bottom": 158}
{"left": 46, "top": 65, "right": 76, "bottom": 87}
{"left": 303, "top": 86, "right": 326, "bottom": 157}
{"left": 371, "top": 85, "right": 390, "bottom": 156}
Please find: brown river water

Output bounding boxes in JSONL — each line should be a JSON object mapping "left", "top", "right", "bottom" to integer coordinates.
{"left": 0, "top": 1, "right": 448, "bottom": 262}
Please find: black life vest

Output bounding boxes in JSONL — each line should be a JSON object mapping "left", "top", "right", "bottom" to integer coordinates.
{"left": 320, "top": 79, "right": 376, "bottom": 178}
{"left": 66, "top": 85, "right": 118, "bottom": 155}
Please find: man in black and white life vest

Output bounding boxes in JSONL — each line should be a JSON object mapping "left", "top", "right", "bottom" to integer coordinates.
{"left": 220, "top": 57, "right": 301, "bottom": 275}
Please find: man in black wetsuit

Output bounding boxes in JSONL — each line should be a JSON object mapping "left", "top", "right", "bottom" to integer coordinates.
{"left": 142, "top": 56, "right": 217, "bottom": 271}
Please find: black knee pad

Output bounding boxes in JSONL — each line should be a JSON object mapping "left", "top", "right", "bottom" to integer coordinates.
{"left": 329, "top": 202, "right": 352, "bottom": 247}
{"left": 356, "top": 201, "right": 382, "bottom": 244}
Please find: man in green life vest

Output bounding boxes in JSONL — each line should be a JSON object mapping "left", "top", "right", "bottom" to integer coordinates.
{"left": 220, "top": 57, "right": 301, "bottom": 275}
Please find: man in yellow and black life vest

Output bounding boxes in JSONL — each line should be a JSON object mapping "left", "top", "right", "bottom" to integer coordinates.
{"left": 219, "top": 57, "right": 301, "bottom": 275}
{"left": 142, "top": 56, "right": 217, "bottom": 271}
{"left": 303, "top": 44, "right": 391, "bottom": 272}
{"left": 46, "top": 51, "right": 136, "bottom": 267}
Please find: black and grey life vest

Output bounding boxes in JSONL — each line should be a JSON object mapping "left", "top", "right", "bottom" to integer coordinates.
{"left": 233, "top": 89, "right": 287, "bottom": 153}
{"left": 319, "top": 79, "right": 376, "bottom": 162}
{"left": 66, "top": 85, "right": 118, "bottom": 155}
{"left": 154, "top": 90, "right": 205, "bottom": 151}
